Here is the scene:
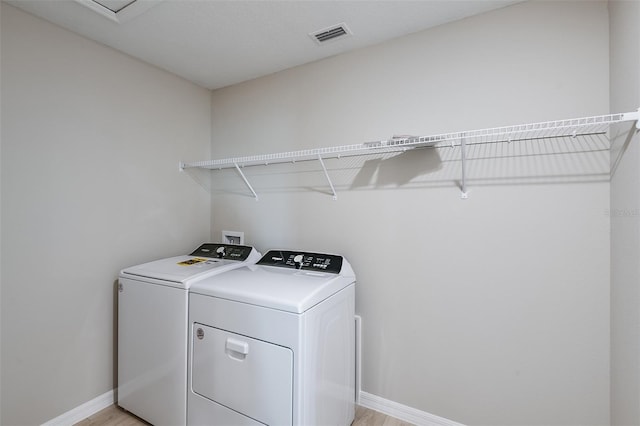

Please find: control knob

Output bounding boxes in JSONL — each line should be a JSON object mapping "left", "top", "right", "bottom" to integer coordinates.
{"left": 216, "top": 246, "right": 226, "bottom": 258}
{"left": 293, "top": 254, "right": 304, "bottom": 269}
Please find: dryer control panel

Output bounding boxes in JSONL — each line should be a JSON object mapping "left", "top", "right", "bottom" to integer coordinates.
{"left": 190, "top": 243, "right": 255, "bottom": 261}
{"left": 257, "top": 250, "right": 343, "bottom": 274}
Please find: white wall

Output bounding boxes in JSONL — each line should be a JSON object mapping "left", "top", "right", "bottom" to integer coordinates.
{"left": 209, "top": 1, "right": 610, "bottom": 425}
{"left": 609, "top": 0, "right": 640, "bottom": 424}
{"left": 0, "top": 4, "right": 211, "bottom": 425}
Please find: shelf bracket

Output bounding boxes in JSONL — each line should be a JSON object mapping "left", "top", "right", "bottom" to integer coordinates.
{"left": 234, "top": 163, "right": 259, "bottom": 201}
{"left": 460, "top": 135, "right": 468, "bottom": 199}
{"left": 318, "top": 155, "right": 337, "bottom": 200}
{"left": 620, "top": 108, "right": 640, "bottom": 130}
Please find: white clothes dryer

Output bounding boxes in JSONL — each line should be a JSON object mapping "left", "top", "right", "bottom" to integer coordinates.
{"left": 188, "top": 249, "right": 356, "bottom": 426}
{"left": 118, "top": 243, "right": 261, "bottom": 426}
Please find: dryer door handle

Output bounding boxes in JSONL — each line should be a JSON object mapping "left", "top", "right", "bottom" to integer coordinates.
{"left": 225, "top": 338, "right": 249, "bottom": 358}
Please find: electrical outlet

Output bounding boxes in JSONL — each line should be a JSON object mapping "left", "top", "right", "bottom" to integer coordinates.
{"left": 221, "top": 230, "right": 244, "bottom": 245}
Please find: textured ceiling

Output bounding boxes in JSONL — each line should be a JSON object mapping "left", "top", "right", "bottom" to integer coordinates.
{"left": 6, "top": 0, "right": 522, "bottom": 89}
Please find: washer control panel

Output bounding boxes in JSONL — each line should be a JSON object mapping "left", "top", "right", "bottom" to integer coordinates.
{"left": 190, "top": 243, "right": 254, "bottom": 261}
{"left": 257, "top": 250, "right": 343, "bottom": 274}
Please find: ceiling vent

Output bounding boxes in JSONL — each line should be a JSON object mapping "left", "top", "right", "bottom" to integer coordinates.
{"left": 309, "top": 23, "right": 352, "bottom": 45}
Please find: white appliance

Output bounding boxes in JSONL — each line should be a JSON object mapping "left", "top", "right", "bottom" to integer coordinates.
{"left": 118, "top": 243, "right": 261, "bottom": 426}
{"left": 188, "top": 249, "right": 356, "bottom": 426}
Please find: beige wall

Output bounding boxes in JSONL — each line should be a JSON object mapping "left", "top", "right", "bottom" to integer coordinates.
{"left": 209, "top": 1, "right": 610, "bottom": 424}
{"left": 0, "top": 4, "right": 211, "bottom": 425}
{"left": 609, "top": 0, "right": 640, "bottom": 424}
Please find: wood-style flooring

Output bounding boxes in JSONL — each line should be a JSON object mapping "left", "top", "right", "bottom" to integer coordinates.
{"left": 74, "top": 404, "right": 414, "bottom": 426}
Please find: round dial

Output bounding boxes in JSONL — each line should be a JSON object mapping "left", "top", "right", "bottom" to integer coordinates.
{"left": 216, "top": 246, "right": 226, "bottom": 258}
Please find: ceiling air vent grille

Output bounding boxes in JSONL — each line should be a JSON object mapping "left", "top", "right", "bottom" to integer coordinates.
{"left": 310, "top": 23, "right": 352, "bottom": 44}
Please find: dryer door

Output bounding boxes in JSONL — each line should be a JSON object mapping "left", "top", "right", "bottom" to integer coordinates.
{"left": 192, "top": 324, "right": 293, "bottom": 425}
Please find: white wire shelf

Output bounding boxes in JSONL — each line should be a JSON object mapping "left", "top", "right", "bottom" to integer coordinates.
{"left": 180, "top": 109, "right": 639, "bottom": 200}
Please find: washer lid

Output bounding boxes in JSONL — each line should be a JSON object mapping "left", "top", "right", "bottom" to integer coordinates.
{"left": 190, "top": 251, "right": 355, "bottom": 313}
{"left": 120, "top": 244, "right": 260, "bottom": 288}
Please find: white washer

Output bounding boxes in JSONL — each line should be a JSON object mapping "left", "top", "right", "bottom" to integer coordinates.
{"left": 118, "top": 243, "right": 261, "bottom": 426}
{"left": 188, "top": 249, "right": 356, "bottom": 426}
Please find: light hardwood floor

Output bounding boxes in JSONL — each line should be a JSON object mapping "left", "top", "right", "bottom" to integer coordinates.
{"left": 74, "top": 404, "right": 414, "bottom": 426}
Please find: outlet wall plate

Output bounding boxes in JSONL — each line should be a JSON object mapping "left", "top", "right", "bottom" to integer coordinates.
{"left": 221, "top": 230, "right": 244, "bottom": 245}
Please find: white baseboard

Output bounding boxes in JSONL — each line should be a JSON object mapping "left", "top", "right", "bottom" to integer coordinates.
{"left": 358, "top": 391, "right": 465, "bottom": 426}
{"left": 41, "top": 388, "right": 457, "bottom": 426}
{"left": 41, "top": 390, "right": 114, "bottom": 426}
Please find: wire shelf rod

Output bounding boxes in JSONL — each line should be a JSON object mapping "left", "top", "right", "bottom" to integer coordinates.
{"left": 180, "top": 110, "right": 639, "bottom": 171}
